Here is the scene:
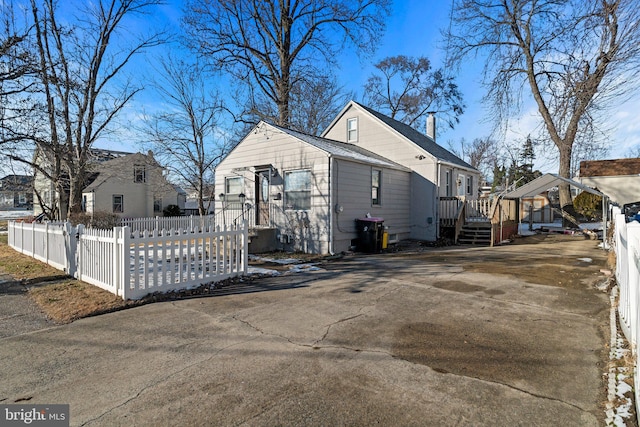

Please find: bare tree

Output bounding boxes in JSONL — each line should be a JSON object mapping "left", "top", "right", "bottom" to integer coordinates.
{"left": 182, "top": 0, "right": 390, "bottom": 127}
{"left": 247, "top": 73, "right": 355, "bottom": 135}
{"left": 20, "top": 0, "right": 166, "bottom": 219}
{"left": 450, "top": 137, "right": 499, "bottom": 183}
{"left": 142, "top": 56, "right": 230, "bottom": 216}
{"left": 364, "top": 55, "right": 465, "bottom": 131}
{"left": 447, "top": 0, "right": 640, "bottom": 216}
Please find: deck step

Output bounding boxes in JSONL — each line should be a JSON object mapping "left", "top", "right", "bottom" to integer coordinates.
{"left": 458, "top": 223, "right": 492, "bottom": 246}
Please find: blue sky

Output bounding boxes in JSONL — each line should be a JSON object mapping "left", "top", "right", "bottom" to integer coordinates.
{"left": 124, "top": 0, "right": 638, "bottom": 174}
{"left": 5, "top": 0, "right": 636, "bottom": 178}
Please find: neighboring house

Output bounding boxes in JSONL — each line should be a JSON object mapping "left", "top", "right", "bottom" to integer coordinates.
{"left": 183, "top": 198, "right": 214, "bottom": 216}
{"left": 0, "top": 175, "right": 33, "bottom": 209}
{"left": 34, "top": 148, "right": 185, "bottom": 219}
{"left": 215, "top": 101, "right": 481, "bottom": 254}
{"left": 82, "top": 152, "right": 185, "bottom": 218}
{"left": 579, "top": 158, "right": 640, "bottom": 206}
{"left": 215, "top": 121, "right": 412, "bottom": 254}
{"left": 33, "top": 148, "right": 132, "bottom": 218}
{"left": 322, "top": 101, "right": 481, "bottom": 241}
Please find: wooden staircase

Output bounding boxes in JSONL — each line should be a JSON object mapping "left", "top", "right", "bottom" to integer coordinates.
{"left": 457, "top": 222, "right": 492, "bottom": 246}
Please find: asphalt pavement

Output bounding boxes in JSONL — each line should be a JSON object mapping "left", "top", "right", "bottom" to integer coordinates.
{"left": 0, "top": 235, "right": 610, "bottom": 426}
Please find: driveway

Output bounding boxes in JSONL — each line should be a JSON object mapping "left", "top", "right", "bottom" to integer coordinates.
{"left": 0, "top": 234, "right": 610, "bottom": 426}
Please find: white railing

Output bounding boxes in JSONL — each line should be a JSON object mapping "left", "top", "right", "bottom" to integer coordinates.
{"left": 465, "top": 198, "right": 492, "bottom": 222}
{"left": 8, "top": 220, "right": 248, "bottom": 300}
{"left": 612, "top": 206, "right": 640, "bottom": 418}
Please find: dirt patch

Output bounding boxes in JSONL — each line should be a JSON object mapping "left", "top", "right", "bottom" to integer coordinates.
{"left": 393, "top": 321, "right": 544, "bottom": 382}
{"left": 28, "top": 280, "right": 131, "bottom": 323}
{"left": 431, "top": 281, "right": 486, "bottom": 293}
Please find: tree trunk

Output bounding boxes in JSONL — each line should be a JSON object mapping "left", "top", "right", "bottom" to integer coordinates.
{"left": 557, "top": 141, "right": 577, "bottom": 227}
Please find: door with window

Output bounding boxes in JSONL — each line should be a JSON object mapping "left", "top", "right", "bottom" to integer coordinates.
{"left": 255, "top": 170, "right": 270, "bottom": 226}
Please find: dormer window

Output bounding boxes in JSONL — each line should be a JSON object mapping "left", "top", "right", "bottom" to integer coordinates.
{"left": 134, "top": 165, "right": 146, "bottom": 183}
{"left": 347, "top": 117, "right": 358, "bottom": 142}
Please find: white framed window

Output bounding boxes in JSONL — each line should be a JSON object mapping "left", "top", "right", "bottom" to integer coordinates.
{"left": 134, "top": 165, "right": 146, "bottom": 183}
{"left": 347, "top": 117, "right": 358, "bottom": 142}
{"left": 153, "top": 197, "right": 162, "bottom": 212}
{"left": 372, "top": 169, "right": 381, "bottom": 205}
{"left": 113, "top": 194, "right": 124, "bottom": 213}
{"left": 445, "top": 170, "right": 452, "bottom": 197}
{"left": 285, "top": 169, "right": 311, "bottom": 210}
{"left": 225, "top": 177, "right": 244, "bottom": 202}
{"left": 466, "top": 176, "right": 473, "bottom": 195}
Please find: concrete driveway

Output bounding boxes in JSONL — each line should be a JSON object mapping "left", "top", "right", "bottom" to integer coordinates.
{"left": 0, "top": 234, "right": 610, "bottom": 426}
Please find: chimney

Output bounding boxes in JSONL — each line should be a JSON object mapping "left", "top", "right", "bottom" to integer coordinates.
{"left": 426, "top": 112, "right": 436, "bottom": 142}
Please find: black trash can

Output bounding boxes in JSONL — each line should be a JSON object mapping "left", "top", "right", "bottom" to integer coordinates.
{"left": 355, "top": 217, "right": 384, "bottom": 253}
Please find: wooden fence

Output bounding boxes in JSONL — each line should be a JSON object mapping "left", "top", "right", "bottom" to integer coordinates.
{"left": 8, "top": 220, "right": 248, "bottom": 300}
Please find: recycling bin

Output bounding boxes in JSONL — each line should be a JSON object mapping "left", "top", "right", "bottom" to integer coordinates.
{"left": 355, "top": 217, "right": 384, "bottom": 253}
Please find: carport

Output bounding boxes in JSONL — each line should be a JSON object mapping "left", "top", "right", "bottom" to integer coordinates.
{"left": 503, "top": 173, "right": 609, "bottom": 242}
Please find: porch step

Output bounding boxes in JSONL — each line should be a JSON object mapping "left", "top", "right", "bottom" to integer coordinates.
{"left": 458, "top": 223, "right": 491, "bottom": 246}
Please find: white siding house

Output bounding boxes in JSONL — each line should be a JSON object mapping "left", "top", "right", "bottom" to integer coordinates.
{"left": 215, "top": 122, "right": 411, "bottom": 254}
{"left": 322, "top": 101, "right": 481, "bottom": 241}
{"left": 82, "top": 152, "right": 185, "bottom": 218}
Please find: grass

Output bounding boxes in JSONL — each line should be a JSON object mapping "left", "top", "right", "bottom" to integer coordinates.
{"left": 0, "top": 233, "right": 130, "bottom": 323}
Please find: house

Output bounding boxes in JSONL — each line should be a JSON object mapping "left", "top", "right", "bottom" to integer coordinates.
{"left": 82, "top": 152, "right": 185, "bottom": 218}
{"left": 322, "top": 101, "right": 481, "bottom": 241}
{"left": 215, "top": 121, "right": 412, "bottom": 254}
{"left": 214, "top": 101, "right": 481, "bottom": 254}
{"left": 34, "top": 149, "right": 185, "bottom": 219}
{"left": 579, "top": 158, "right": 640, "bottom": 206}
{"left": 0, "top": 175, "right": 33, "bottom": 209}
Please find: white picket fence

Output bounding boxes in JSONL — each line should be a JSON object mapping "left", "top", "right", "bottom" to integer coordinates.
{"left": 8, "top": 220, "right": 248, "bottom": 300}
{"left": 612, "top": 206, "right": 640, "bottom": 417}
{"left": 120, "top": 215, "right": 216, "bottom": 234}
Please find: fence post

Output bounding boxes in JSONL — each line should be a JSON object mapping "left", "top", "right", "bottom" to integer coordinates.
{"left": 69, "top": 223, "right": 82, "bottom": 278}
{"left": 44, "top": 222, "right": 49, "bottom": 265}
{"left": 119, "top": 226, "right": 131, "bottom": 299}
{"left": 242, "top": 220, "right": 248, "bottom": 274}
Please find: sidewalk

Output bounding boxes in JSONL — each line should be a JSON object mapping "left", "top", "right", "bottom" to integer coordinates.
{"left": 0, "top": 272, "right": 52, "bottom": 339}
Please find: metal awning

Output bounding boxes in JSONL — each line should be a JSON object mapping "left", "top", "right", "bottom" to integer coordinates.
{"left": 503, "top": 173, "right": 605, "bottom": 199}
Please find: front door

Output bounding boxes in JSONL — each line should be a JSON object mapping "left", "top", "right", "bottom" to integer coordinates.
{"left": 255, "top": 170, "right": 270, "bottom": 226}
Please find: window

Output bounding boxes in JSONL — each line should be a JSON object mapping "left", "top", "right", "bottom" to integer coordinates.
{"left": 82, "top": 195, "right": 87, "bottom": 212}
{"left": 466, "top": 176, "right": 473, "bottom": 195}
{"left": 347, "top": 117, "right": 358, "bottom": 142}
{"left": 113, "top": 195, "right": 124, "bottom": 213}
{"left": 154, "top": 197, "right": 162, "bottom": 212}
{"left": 225, "top": 177, "right": 244, "bottom": 202}
{"left": 372, "top": 169, "right": 381, "bottom": 205}
{"left": 134, "top": 165, "right": 146, "bottom": 183}
{"left": 445, "top": 170, "right": 452, "bottom": 197}
{"left": 285, "top": 170, "right": 311, "bottom": 210}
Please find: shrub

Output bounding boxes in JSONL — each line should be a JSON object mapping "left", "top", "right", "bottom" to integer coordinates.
{"left": 69, "top": 211, "right": 121, "bottom": 229}
{"left": 163, "top": 204, "right": 182, "bottom": 217}
{"left": 573, "top": 190, "right": 602, "bottom": 221}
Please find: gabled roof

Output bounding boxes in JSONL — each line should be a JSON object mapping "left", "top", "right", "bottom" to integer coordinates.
{"left": 324, "top": 101, "right": 476, "bottom": 171}
{"left": 83, "top": 152, "right": 160, "bottom": 192}
{"left": 265, "top": 122, "right": 411, "bottom": 171}
{"left": 580, "top": 158, "right": 640, "bottom": 177}
{"left": 504, "top": 173, "right": 605, "bottom": 199}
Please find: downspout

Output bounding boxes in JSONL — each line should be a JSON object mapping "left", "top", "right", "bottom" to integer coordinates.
{"left": 328, "top": 155, "right": 334, "bottom": 255}
{"left": 436, "top": 160, "right": 442, "bottom": 239}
